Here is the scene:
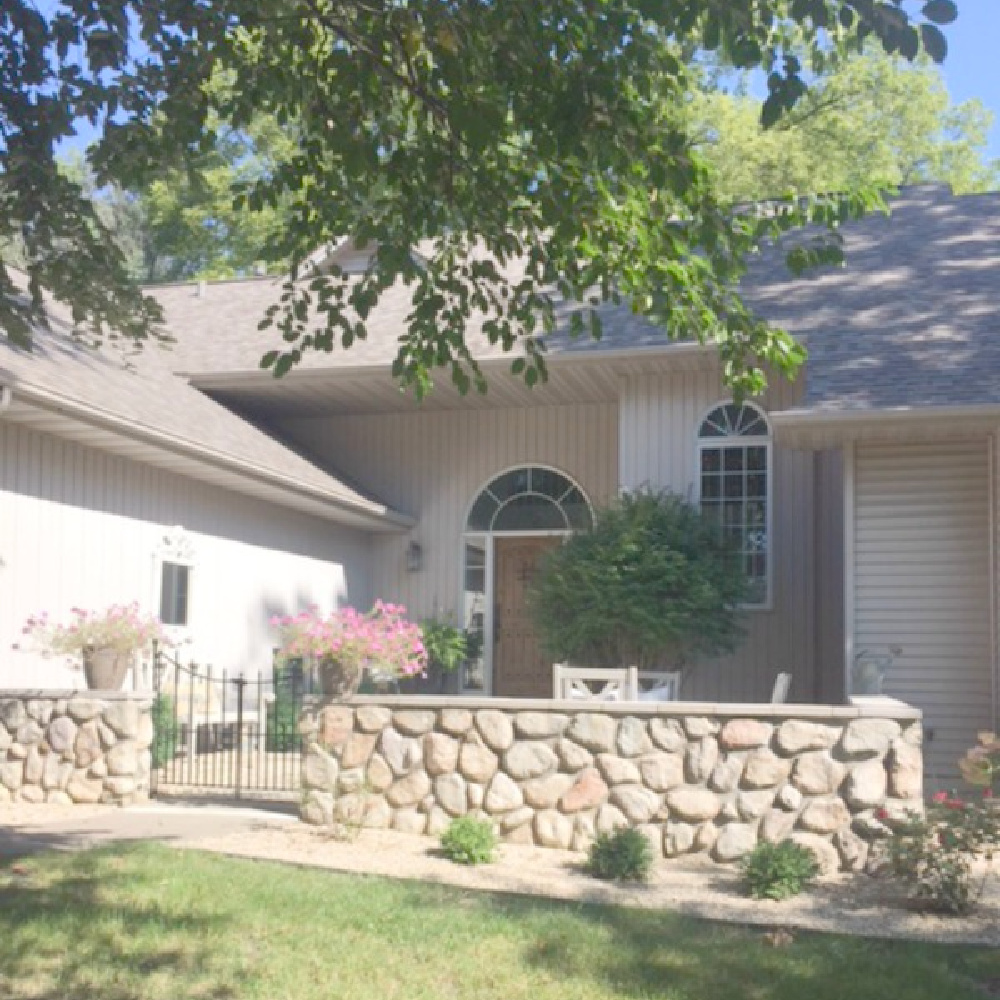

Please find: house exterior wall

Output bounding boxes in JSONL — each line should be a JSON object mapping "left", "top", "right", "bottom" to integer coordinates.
{"left": 280, "top": 370, "right": 825, "bottom": 704}
{"left": 814, "top": 449, "right": 846, "bottom": 705}
{"left": 618, "top": 369, "right": 818, "bottom": 703}
{"left": 851, "top": 439, "right": 995, "bottom": 786}
{"left": 278, "top": 402, "right": 620, "bottom": 625}
{"left": 0, "top": 421, "right": 371, "bottom": 688}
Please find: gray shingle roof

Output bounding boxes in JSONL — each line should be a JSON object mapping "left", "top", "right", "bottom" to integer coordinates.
{"left": 4, "top": 184, "right": 997, "bottom": 492}
{"left": 0, "top": 285, "right": 403, "bottom": 524}
{"left": 740, "top": 185, "right": 1000, "bottom": 411}
{"left": 151, "top": 273, "right": 670, "bottom": 376}
{"left": 153, "top": 186, "right": 1000, "bottom": 412}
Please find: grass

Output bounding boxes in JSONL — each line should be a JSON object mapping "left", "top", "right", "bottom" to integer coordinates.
{"left": 0, "top": 844, "right": 997, "bottom": 999}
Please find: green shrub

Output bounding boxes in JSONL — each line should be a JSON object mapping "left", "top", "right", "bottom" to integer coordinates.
{"left": 531, "top": 490, "right": 750, "bottom": 683}
{"left": 586, "top": 828, "right": 655, "bottom": 882}
{"left": 740, "top": 841, "right": 819, "bottom": 900}
{"left": 439, "top": 817, "right": 498, "bottom": 865}
{"left": 267, "top": 663, "right": 305, "bottom": 752}
{"left": 150, "top": 694, "right": 179, "bottom": 769}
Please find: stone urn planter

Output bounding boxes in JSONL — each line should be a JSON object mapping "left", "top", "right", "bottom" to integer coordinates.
{"left": 82, "top": 646, "right": 131, "bottom": 690}
{"left": 318, "top": 657, "right": 363, "bottom": 700}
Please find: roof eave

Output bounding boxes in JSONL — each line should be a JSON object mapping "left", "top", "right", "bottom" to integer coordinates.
{"left": 181, "top": 341, "right": 719, "bottom": 389}
{"left": 772, "top": 402, "right": 1000, "bottom": 449}
{"left": 0, "top": 374, "right": 413, "bottom": 532}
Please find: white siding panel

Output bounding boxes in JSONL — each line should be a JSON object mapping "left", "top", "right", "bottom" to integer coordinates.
{"left": 854, "top": 441, "right": 993, "bottom": 786}
{"left": 618, "top": 370, "right": 816, "bottom": 703}
{"left": 279, "top": 404, "right": 619, "bottom": 623}
{"left": 0, "top": 421, "right": 371, "bottom": 688}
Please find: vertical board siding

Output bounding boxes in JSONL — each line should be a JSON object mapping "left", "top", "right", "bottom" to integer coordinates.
{"left": 0, "top": 421, "right": 371, "bottom": 687}
{"left": 279, "top": 403, "right": 619, "bottom": 624}
{"left": 854, "top": 441, "right": 993, "bottom": 786}
{"left": 618, "top": 370, "right": 816, "bottom": 703}
{"left": 814, "top": 449, "right": 846, "bottom": 704}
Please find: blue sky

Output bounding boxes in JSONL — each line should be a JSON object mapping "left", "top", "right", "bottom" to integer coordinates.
{"left": 935, "top": 4, "right": 1000, "bottom": 160}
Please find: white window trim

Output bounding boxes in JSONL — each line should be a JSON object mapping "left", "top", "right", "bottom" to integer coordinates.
{"left": 694, "top": 401, "right": 774, "bottom": 611}
{"left": 152, "top": 525, "right": 196, "bottom": 641}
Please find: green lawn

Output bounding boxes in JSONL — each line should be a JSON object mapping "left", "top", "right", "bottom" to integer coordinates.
{"left": 0, "top": 845, "right": 996, "bottom": 999}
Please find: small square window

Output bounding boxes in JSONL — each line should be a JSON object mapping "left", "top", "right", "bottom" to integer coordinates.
{"left": 160, "top": 562, "right": 191, "bottom": 626}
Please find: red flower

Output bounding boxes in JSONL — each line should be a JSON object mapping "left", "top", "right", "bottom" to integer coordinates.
{"left": 945, "top": 798, "right": 965, "bottom": 810}
{"left": 874, "top": 808, "right": 889, "bottom": 821}
{"left": 932, "top": 791, "right": 948, "bottom": 804}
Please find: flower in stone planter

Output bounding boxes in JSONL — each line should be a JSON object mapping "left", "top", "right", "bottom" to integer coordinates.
{"left": 271, "top": 602, "right": 427, "bottom": 682}
{"left": 17, "top": 603, "right": 168, "bottom": 662}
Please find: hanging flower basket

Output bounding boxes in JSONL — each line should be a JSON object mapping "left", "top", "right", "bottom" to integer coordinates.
{"left": 82, "top": 646, "right": 132, "bottom": 691}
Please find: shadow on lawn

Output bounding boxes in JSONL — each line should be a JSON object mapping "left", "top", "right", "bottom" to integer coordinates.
{"left": 513, "top": 896, "right": 990, "bottom": 1000}
{"left": 0, "top": 846, "right": 242, "bottom": 1000}
{"left": 385, "top": 878, "right": 993, "bottom": 1000}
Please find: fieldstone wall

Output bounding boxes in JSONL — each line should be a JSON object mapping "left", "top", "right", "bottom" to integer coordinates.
{"left": 299, "top": 696, "right": 923, "bottom": 872}
{"left": 0, "top": 692, "right": 153, "bottom": 806}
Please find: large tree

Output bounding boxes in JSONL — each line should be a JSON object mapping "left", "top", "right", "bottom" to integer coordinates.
{"left": 693, "top": 47, "right": 999, "bottom": 201}
{"left": 1, "top": 1, "right": 961, "bottom": 396}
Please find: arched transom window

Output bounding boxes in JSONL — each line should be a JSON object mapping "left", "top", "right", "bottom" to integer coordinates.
{"left": 466, "top": 466, "right": 593, "bottom": 533}
{"left": 698, "top": 402, "right": 772, "bottom": 607}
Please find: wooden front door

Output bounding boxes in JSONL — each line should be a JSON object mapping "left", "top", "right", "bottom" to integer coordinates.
{"left": 493, "top": 536, "right": 560, "bottom": 698}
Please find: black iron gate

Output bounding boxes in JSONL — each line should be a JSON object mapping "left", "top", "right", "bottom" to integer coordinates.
{"left": 151, "top": 649, "right": 314, "bottom": 799}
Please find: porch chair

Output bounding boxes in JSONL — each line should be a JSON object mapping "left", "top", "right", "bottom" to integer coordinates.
{"left": 553, "top": 664, "right": 638, "bottom": 702}
{"left": 636, "top": 670, "right": 681, "bottom": 702}
{"left": 770, "top": 672, "right": 792, "bottom": 704}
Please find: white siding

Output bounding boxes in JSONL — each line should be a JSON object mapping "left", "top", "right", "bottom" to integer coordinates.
{"left": 618, "top": 369, "right": 816, "bottom": 702}
{"left": 0, "top": 421, "right": 371, "bottom": 688}
{"left": 854, "top": 441, "right": 994, "bottom": 785}
{"left": 279, "top": 403, "right": 619, "bottom": 622}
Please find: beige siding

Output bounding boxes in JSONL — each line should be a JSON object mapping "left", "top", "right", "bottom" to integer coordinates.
{"left": 814, "top": 449, "right": 846, "bottom": 704}
{"left": 618, "top": 370, "right": 817, "bottom": 702}
{"left": 279, "top": 403, "right": 619, "bottom": 623}
{"left": 853, "top": 441, "right": 994, "bottom": 785}
{"left": 0, "top": 421, "right": 371, "bottom": 687}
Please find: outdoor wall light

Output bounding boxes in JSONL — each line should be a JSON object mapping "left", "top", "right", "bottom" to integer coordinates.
{"left": 406, "top": 540, "right": 424, "bottom": 572}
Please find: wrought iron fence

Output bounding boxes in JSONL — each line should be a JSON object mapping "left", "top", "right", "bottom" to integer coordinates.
{"left": 151, "top": 648, "right": 315, "bottom": 798}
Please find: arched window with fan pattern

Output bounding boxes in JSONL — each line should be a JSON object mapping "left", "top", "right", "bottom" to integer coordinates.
{"left": 697, "top": 402, "right": 772, "bottom": 607}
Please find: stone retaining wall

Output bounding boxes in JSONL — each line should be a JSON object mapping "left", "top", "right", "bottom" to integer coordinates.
{"left": 0, "top": 692, "right": 153, "bottom": 805}
{"left": 300, "top": 696, "right": 922, "bottom": 872}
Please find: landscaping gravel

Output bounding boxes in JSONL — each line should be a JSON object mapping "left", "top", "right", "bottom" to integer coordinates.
{"left": 1, "top": 801, "right": 997, "bottom": 947}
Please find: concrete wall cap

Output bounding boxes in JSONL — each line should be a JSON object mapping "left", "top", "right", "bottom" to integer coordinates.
{"left": 300, "top": 694, "right": 922, "bottom": 722}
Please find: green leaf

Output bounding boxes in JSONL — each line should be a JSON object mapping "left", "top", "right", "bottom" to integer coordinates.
{"left": 922, "top": 0, "right": 959, "bottom": 25}
{"left": 259, "top": 350, "right": 279, "bottom": 369}
{"left": 920, "top": 23, "right": 948, "bottom": 62}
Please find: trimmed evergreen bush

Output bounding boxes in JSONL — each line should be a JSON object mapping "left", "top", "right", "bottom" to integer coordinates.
{"left": 586, "top": 828, "right": 655, "bottom": 882}
{"left": 440, "top": 817, "right": 498, "bottom": 865}
{"left": 740, "top": 841, "right": 819, "bottom": 900}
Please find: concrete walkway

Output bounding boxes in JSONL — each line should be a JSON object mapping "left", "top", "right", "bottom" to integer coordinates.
{"left": 1, "top": 800, "right": 997, "bottom": 948}
{"left": 0, "top": 800, "right": 295, "bottom": 857}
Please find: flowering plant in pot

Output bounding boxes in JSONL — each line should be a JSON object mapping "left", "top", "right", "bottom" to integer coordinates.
{"left": 271, "top": 601, "right": 427, "bottom": 699}
{"left": 18, "top": 603, "right": 167, "bottom": 690}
